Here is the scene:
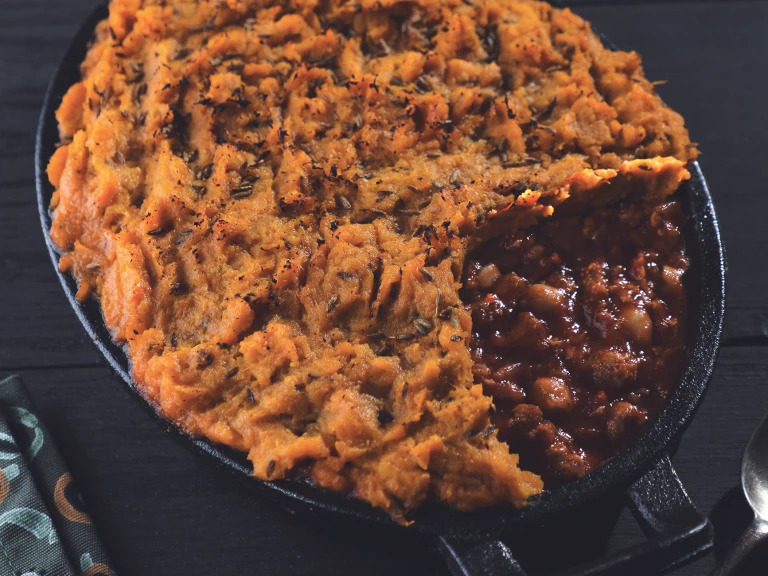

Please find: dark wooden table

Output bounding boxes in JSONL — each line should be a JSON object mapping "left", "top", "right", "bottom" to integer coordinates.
{"left": 3, "top": 1, "right": 767, "bottom": 574}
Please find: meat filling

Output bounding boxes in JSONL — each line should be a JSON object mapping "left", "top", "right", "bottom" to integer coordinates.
{"left": 465, "top": 196, "right": 688, "bottom": 485}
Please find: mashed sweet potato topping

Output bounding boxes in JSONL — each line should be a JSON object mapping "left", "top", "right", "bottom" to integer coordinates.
{"left": 48, "top": 0, "right": 696, "bottom": 518}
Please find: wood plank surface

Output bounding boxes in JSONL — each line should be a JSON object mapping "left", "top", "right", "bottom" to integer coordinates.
{"left": 1, "top": 1, "right": 767, "bottom": 575}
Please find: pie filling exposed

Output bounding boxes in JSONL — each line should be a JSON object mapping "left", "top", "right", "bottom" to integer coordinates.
{"left": 48, "top": 0, "right": 696, "bottom": 518}
{"left": 465, "top": 196, "right": 688, "bottom": 488}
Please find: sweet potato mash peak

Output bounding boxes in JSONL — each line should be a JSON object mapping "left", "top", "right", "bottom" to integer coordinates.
{"left": 48, "top": 0, "right": 696, "bottom": 517}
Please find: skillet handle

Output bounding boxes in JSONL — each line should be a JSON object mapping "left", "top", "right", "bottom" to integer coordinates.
{"left": 434, "top": 453, "right": 712, "bottom": 576}
{"left": 556, "top": 453, "right": 713, "bottom": 575}
{"left": 436, "top": 536, "right": 526, "bottom": 576}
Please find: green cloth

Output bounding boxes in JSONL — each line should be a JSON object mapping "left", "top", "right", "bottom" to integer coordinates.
{"left": 0, "top": 375, "right": 114, "bottom": 576}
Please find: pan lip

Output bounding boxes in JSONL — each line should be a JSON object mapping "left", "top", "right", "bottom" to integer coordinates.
{"left": 34, "top": 5, "right": 727, "bottom": 536}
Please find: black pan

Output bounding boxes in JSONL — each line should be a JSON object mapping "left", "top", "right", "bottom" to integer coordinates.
{"left": 35, "top": 5, "right": 727, "bottom": 575}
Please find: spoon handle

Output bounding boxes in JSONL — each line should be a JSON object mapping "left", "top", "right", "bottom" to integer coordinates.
{"left": 711, "top": 518, "right": 768, "bottom": 576}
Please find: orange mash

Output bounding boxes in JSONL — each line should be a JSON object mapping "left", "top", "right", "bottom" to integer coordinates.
{"left": 48, "top": 0, "right": 696, "bottom": 518}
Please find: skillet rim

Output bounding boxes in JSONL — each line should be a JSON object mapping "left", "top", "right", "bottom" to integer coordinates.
{"left": 34, "top": 3, "right": 727, "bottom": 537}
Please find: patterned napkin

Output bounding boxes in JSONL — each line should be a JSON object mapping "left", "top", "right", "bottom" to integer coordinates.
{"left": 0, "top": 375, "right": 114, "bottom": 576}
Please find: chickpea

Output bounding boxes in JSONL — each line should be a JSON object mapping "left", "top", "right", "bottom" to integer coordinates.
{"left": 493, "top": 363, "right": 522, "bottom": 383}
{"left": 529, "top": 377, "right": 575, "bottom": 414}
{"left": 620, "top": 306, "right": 652, "bottom": 346}
{"left": 592, "top": 349, "right": 638, "bottom": 389}
{"left": 495, "top": 312, "right": 548, "bottom": 348}
{"left": 662, "top": 265, "right": 684, "bottom": 288}
{"left": 606, "top": 401, "right": 646, "bottom": 442}
{"left": 527, "top": 283, "right": 567, "bottom": 316}
{"left": 478, "top": 263, "right": 502, "bottom": 289}
{"left": 487, "top": 379, "right": 526, "bottom": 403}
{"left": 661, "top": 265, "right": 685, "bottom": 299}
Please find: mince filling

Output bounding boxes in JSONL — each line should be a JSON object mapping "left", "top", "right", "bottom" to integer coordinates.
{"left": 464, "top": 195, "right": 688, "bottom": 486}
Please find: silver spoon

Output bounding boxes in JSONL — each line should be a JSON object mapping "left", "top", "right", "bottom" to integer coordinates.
{"left": 712, "top": 414, "right": 768, "bottom": 575}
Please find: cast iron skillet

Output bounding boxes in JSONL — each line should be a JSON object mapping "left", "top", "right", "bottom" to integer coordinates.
{"left": 35, "top": 5, "right": 726, "bottom": 575}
